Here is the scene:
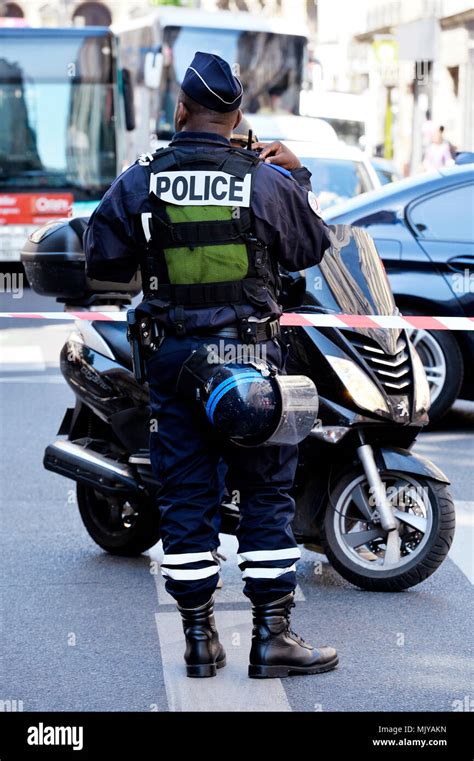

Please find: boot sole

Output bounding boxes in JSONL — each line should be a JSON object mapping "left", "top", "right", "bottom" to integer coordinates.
{"left": 186, "top": 656, "right": 226, "bottom": 678}
{"left": 248, "top": 655, "right": 339, "bottom": 679}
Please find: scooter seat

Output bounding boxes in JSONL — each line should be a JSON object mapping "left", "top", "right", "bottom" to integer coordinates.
{"left": 93, "top": 320, "right": 133, "bottom": 369}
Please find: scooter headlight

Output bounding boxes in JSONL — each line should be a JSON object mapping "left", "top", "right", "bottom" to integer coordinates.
{"left": 411, "top": 344, "right": 431, "bottom": 413}
{"left": 326, "top": 355, "right": 389, "bottom": 415}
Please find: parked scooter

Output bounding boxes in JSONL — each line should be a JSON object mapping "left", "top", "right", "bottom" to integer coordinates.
{"left": 21, "top": 220, "right": 455, "bottom": 591}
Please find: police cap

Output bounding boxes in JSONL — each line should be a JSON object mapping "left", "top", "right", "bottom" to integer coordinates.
{"left": 181, "top": 51, "right": 243, "bottom": 113}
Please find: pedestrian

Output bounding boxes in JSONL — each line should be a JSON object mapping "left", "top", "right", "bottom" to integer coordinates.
{"left": 84, "top": 51, "right": 338, "bottom": 679}
{"left": 423, "top": 126, "right": 454, "bottom": 172}
{"left": 421, "top": 109, "right": 434, "bottom": 152}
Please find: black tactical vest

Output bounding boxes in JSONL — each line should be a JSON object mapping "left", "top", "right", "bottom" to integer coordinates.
{"left": 137, "top": 145, "right": 281, "bottom": 330}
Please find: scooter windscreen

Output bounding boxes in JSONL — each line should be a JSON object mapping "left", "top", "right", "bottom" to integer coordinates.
{"left": 306, "top": 224, "right": 401, "bottom": 355}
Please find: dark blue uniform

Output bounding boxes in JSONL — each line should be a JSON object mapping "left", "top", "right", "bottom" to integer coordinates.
{"left": 85, "top": 134, "right": 330, "bottom": 609}
{"left": 84, "top": 131, "right": 328, "bottom": 332}
{"left": 84, "top": 131, "right": 330, "bottom": 608}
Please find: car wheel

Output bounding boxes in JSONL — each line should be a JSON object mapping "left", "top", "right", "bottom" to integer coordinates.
{"left": 405, "top": 320, "right": 463, "bottom": 424}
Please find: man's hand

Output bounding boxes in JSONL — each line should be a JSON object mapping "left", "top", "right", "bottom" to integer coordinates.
{"left": 253, "top": 141, "right": 302, "bottom": 171}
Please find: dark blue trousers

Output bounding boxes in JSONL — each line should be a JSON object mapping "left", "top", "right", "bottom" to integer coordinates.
{"left": 146, "top": 334, "right": 300, "bottom": 608}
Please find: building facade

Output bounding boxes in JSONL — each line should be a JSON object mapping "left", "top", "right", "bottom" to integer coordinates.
{"left": 352, "top": 0, "right": 474, "bottom": 170}
{"left": 0, "top": 0, "right": 310, "bottom": 27}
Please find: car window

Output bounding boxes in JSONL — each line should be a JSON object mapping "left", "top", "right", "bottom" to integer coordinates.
{"left": 300, "top": 157, "right": 372, "bottom": 209}
{"left": 408, "top": 183, "right": 474, "bottom": 241}
{"left": 374, "top": 167, "right": 393, "bottom": 185}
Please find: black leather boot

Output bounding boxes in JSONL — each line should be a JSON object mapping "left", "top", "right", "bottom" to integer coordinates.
{"left": 177, "top": 596, "right": 226, "bottom": 678}
{"left": 248, "top": 591, "right": 338, "bottom": 678}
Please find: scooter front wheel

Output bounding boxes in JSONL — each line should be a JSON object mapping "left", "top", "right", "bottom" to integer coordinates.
{"left": 77, "top": 484, "right": 161, "bottom": 556}
{"left": 320, "top": 467, "right": 455, "bottom": 592}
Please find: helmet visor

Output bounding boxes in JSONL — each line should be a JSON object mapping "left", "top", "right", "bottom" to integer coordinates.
{"left": 264, "top": 374, "right": 319, "bottom": 446}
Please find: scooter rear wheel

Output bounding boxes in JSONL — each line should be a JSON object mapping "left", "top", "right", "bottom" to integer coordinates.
{"left": 320, "top": 467, "right": 455, "bottom": 592}
{"left": 77, "top": 484, "right": 161, "bottom": 556}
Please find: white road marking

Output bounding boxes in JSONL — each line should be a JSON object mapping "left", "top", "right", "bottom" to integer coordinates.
{"left": 416, "top": 433, "right": 474, "bottom": 445}
{"left": 0, "top": 345, "right": 45, "bottom": 372}
{"left": 154, "top": 608, "right": 292, "bottom": 712}
{"left": 0, "top": 374, "right": 63, "bottom": 383}
{"left": 450, "top": 501, "right": 474, "bottom": 584}
{"left": 0, "top": 323, "right": 71, "bottom": 371}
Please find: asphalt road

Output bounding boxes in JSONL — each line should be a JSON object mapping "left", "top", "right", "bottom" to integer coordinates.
{"left": 1, "top": 316, "right": 473, "bottom": 713}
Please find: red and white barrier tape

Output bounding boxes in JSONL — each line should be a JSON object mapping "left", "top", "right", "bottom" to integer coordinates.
{"left": 0, "top": 312, "right": 473, "bottom": 330}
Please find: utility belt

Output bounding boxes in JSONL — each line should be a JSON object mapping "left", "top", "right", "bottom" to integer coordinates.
{"left": 126, "top": 308, "right": 281, "bottom": 384}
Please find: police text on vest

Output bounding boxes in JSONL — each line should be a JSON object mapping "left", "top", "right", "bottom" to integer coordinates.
{"left": 149, "top": 171, "right": 252, "bottom": 207}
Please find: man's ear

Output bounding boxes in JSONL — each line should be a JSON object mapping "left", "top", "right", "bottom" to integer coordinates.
{"left": 232, "top": 109, "right": 243, "bottom": 131}
{"left": 175, "top": 101, "right": 188, "bottom": 131}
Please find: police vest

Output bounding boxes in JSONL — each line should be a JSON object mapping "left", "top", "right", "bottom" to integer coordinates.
{"left": 137, "top": 145, "right": 281, "bottom": 322}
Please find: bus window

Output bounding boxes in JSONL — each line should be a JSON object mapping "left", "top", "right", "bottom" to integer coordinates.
{"left": 157, "top": 26, "right": 306, "bottom": 137}
{"left": 0, "top": 32, "right": 117, "bottom": 194}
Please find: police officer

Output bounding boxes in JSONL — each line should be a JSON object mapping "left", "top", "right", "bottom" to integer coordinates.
{"left": 84, "top": 51, "right": 338, "bottom": 679}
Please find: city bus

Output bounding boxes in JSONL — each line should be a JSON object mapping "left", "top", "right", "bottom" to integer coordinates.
{"left": 0, "top": 25, "right": 134, "bottom": 261}
{"left": 114, "top": 6, "right": 308, "bottom": 163}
